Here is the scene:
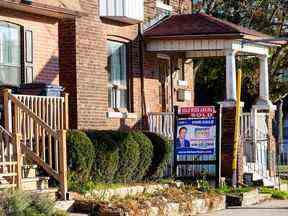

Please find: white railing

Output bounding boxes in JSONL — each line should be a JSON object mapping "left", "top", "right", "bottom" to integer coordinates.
{"left": 241, "top": 110, "right": 271, "bottom": 183}
{"left": 99, "top": 0, "right": 144, "bottom": 24}
{"left": 240, "top": 112, "right": 252, "bottom": 138}
{"left": 147, "top": 112, "right": 174, "bottom": 140}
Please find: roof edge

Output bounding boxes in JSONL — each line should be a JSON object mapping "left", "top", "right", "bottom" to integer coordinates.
{"left": 144, "top": 33, "right": 244, "bottom": 40}
{"left": 0, "top": 1, "right": 86, "bottom": 19}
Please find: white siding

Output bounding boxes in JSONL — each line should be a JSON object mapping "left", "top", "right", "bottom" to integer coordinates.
{"left": 99, "top": 0, "right": 144, "bottom": 24}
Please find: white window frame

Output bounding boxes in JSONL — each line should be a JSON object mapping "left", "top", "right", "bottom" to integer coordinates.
{"left": 0, "top": 21, "right": 21, "bottom": 86}
{"left": 107, "top": 40, "right": 128, "bottom": 111}
{"left": 156, "top": 0, "right": 173, "bottom": 11}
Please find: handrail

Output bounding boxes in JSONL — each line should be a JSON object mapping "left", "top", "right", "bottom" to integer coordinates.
{"left": 1, "top": 89, "right": 68, "bottom": 199}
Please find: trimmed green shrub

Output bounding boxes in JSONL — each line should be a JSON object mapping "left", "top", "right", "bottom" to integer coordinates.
{"left": 92, "top": 135, "right": 119, "bottom": 183}
{"left": 143, "top": 132, "right": 172, "bottom": 178}
{"left": 87, "top": 130, "right": 140, "bottom": 183}
{"left": 131, "top": 131, "right": 153, "bottom": 180}
{"left": 67, "top": 130, "right": 95, "bottom": 184}
{"left": 110, "top": 132, "right": 140, "bottom": 183}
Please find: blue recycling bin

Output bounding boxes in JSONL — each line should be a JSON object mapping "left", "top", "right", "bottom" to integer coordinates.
{"left": 18, "top": 83, "right": 64, "bottom": 97}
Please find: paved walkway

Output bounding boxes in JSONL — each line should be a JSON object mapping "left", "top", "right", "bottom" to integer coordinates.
{"left": 202, "top": 200, "right": 288, "bottom": 216}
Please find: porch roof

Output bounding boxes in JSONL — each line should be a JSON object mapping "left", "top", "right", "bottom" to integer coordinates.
{"left": 0, "top": 0, "right": 84, "bottom": 19}
{"left": 144, "top": 13, "right": 285, "bottom": 57}
{"left": 144, "top": 13, "right": 272, "bottom": 41}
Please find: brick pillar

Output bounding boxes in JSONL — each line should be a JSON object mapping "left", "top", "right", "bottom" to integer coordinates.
{"left": 220, "top": 103, "right": 244, "bottom": 184}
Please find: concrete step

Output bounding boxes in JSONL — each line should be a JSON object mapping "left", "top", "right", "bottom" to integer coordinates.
{"left": 27, "top": 188, "right": 59, "bottom": 201}
{"left": 0, "top": 176, "right": 49, "bottom": 191}
{"left": 22, "top": 164, "right": 38, "bottom": 178}
{"left": 22, "top": 176, "right": 49, "bottom": 191}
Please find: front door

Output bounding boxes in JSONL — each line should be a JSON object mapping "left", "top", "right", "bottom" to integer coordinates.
{"left": 159, "top": 61, "right": 169, "bottom": 112}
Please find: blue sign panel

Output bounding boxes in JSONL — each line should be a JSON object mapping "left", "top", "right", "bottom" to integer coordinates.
{"left": 175, "top": 117, "right": 216, "bottom": 156}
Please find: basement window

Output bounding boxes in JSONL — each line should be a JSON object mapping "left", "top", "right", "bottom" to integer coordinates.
{"left": 107, "top": 40, "right": 128, "bottom": 110}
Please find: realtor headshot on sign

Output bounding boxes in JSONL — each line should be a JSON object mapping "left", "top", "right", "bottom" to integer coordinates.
{"left": 175, "top": 127, "right": 191, "bottom": 148}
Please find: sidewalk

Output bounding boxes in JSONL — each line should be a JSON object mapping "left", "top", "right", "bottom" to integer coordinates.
{"left": 201, "top": 200, "right": 288, "bottom": 216}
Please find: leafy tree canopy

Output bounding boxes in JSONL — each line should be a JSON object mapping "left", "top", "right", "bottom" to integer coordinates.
{"left": 193, "top": 0, "right": 288, "bottom": 106}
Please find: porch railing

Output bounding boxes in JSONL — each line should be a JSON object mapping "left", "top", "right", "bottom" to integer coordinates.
{"left": 147, "top": 112, "right": 174, "bottom": 140}
{"left": 0, "top": 125, "right": 21, "bottom": 189}
{"left": 1, "top": 89, "right": 68, "bottom": 199}
{"left": 240, "top": 111, "right": 272, "bottom": 183}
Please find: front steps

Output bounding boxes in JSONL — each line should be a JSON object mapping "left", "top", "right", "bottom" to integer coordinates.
{"left": 0, "top": 164, "right": 59, "bottom": 200}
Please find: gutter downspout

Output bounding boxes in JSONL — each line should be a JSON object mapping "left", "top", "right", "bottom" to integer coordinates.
{"left": 138, "top": 23, "right": 146, "bottom": 129}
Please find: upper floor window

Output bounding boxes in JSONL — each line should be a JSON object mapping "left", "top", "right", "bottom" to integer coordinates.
{"left": 107, "top": 40, "right": 128, "bottom": 110}
{"left": 161, "top": 0, "right": 170, "bottom": 5}
{"left": 0, "top": 21, "right": 21, "bottom": 86}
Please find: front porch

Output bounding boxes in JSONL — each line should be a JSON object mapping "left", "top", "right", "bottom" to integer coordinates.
{"left": 144, "top": 13, "right": 282, "bottom": 185}
{"left": 0, "top": 89, "right": 69, "bottom": 199}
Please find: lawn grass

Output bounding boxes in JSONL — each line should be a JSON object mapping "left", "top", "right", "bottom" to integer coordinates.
{"left": 260, "top": 187, "right": 288, "bottom": 200}
{"left": 278, "top": 165, "right": 288, "bottom": 172}
{"left": 215, "top": 185, "right": 254, "bottom": 195}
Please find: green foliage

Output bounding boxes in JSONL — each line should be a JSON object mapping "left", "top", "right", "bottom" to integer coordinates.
{"left": 131, "top": 131, "right": 153, "bottom": 180}
{"left": 193, "top": 0, "right": 288, "bottom": 105}
{"left": 0, "top": 190, "right": 67, "bottom": 216}
{"left": 68, "top": 130, "right": 171, "bottom": 192}
{"left": 271, "top": 190, "right": 288, "bottom": 200}
{"left": 87, "top": 130, "right": 142, "bottom": 183}
{"left": 143, "top": 132, "right": 172, "bottom": 178}
{"left": 260, "top": 187, "right": 288, "bottom": 199}
{"left": 215, "top": 185, "right": 254, "bottom": 195}
{"left": 67, "top": 130, "right": 95, "bottom": 184}
{"left": 92, "top": 135, "right": 119, "bottom": 183}
{"left": 112, "top": 132, "right": 140, "bottom": 182}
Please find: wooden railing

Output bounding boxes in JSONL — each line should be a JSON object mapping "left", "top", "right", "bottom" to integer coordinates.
{"left": 0, "top": 126, "right": 21, "bottom": 189}
{"left": 14, "top": 94, "right": 69, "bottom": 130}
{"left": 147, "top": 112, "right": 174, "bottom": 140}
{"left": 1, "top": 89, "right": 68, "bottom": 199}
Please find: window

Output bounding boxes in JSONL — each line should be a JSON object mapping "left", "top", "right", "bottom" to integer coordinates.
{"left": 178, "top": 58, "right": 185, "bottom": 81}
{"left": 161, "top": 0, "right": 170, "bottom": 5}
{"left": 107, "top": 40, "right": 128, "bottom": 109}
{"left": 0, "top": 21, "right": 21, "bottom": 86}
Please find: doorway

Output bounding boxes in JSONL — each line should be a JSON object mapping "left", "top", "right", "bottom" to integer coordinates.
{"left": 158, "top": 60, "right": 170, "bottom": 112}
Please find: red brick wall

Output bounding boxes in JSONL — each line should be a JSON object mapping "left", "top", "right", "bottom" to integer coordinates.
{"left": 0, "top": 9, "right": 60, "bottom": 85}
{"left": 59, "top": 0, "right": 193, "bottom": 130}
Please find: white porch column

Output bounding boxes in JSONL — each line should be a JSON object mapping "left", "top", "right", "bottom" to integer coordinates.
{"left": 225, "top": 50, "right": 237, "bottom": 101}
{"left": 259, "top": 54, "right": 269, "bottom": 101}
{"left": 255, "top": 54, "right": 274, "bottom": 109}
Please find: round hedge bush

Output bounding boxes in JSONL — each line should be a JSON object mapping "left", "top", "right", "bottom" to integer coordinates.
{"left": 67, "top": 130, "right": 95, "bottom": 181}
{"left": 143, "top": 132, "right": 172, "bottom": 179}
{"left": 92, "top": 135, "right": 119, "bottom": 183}
{"left": 110, "top": 132, "right": 140, "bottom": 183}
{"left": 131, "top": 131, "right": 153, "bottom": 180}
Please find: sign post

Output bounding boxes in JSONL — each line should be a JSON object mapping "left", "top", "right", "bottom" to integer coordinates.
{"left": 173, "top": 106, "right": 220, "bottom": 186}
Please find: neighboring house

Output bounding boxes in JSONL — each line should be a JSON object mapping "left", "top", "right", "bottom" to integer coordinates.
{"left": 0, "top": 0, "right": 81, "bottom": 86}
{"left": 0, "top": 0, "right": 81, "bottom": 198}
{"left": 59, "top": 0, "right": 194, "bottom": 130}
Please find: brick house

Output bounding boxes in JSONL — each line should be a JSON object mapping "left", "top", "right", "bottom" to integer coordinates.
{"left": 59, "top": 0, "right": 194, "bottom": 130}
{"left": 0, "top": 0, "right": 82, "bottom": 198}
{"left": 58, "top": 1, "right": 283, "bottom": 185}
{"left": 0, "top": 0, "right": 81, "bottom": 87}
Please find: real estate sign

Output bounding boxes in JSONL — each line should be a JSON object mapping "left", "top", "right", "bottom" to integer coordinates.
{"left": 175, "top": 106, "right": 217, "bottom": 156}
{"left": 173, "top": 106, "right": 220, "bottom": 183}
